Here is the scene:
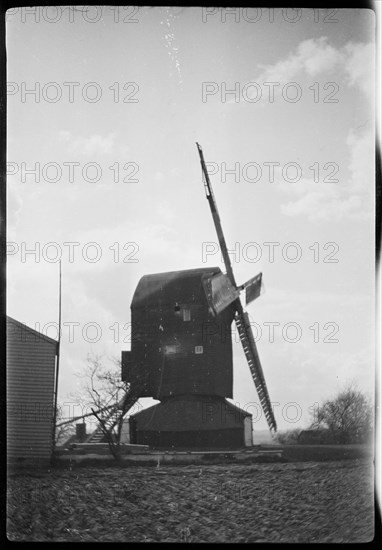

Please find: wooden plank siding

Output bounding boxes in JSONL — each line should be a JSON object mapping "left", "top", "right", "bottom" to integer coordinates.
{"left": 7, "top": 317, "right": 57, "bottom": 462}
{"left": 127, "top": 268, "right": 235, "bottom": 399}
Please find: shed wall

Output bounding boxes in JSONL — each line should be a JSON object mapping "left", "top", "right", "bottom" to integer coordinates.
{"left": 7, "top": 317, "right": 57, "bottom": 462}
{"left": 130, "top": 396, "right": 251, "bottom": 449}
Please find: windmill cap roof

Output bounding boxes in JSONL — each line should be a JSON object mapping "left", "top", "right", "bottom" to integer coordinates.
{"left": 132, "top": 267, "right": 222, "bottom": 307}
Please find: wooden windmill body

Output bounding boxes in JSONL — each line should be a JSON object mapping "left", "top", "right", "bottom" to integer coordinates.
{"left": 119, "top": 144, "right": 277, "bottom": 449}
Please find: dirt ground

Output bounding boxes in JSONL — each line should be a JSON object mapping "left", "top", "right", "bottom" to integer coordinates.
{"left": 7, "top": 458, "right": 374, "bottom": 543}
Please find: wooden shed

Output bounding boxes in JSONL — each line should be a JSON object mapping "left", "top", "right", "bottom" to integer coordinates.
{"left": 129, "top": 395, "right": 253, "bottom": 449}
{"left": 7, "top": 316, "right": 57, "bottom": 465}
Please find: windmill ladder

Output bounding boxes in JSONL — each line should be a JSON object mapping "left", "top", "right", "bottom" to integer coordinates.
{"left": 86, "top": 390, "right": 138, "bottom": 444}
{"left": 235, "top": 311, "right": 277, "bottom": 432}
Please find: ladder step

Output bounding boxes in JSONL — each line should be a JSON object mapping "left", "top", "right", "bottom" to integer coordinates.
{"left": 85, "top": 393, "right": 138, "bottom": 443}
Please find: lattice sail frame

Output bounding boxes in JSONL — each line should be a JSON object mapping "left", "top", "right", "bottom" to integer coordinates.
{"left": 197, "top": 142, "right": 277, "bottom": 433}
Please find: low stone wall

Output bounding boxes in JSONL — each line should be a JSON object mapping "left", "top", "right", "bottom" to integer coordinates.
{"left": 54, "top": 446, "right": 284, "bottom": 466}
{"left": 58, "top": 443, "right": 150, "bottom": 455}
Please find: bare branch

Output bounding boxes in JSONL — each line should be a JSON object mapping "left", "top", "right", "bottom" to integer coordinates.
{"left": 68, "top": 353, "right": 140, "bottom": 460}
{"left": 309, "top": 382, "right": 373, "bottom": 444}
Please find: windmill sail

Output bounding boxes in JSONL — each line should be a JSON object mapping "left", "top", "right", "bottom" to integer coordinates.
{"left": 235, "top": 311, "right": 276, "bottom": 431}
{"left": 196, "top": 142, "right": 277, "bottom": 432}
{"left": 203, "top": 272, "right": 240, "bottom": 316}
{"left": 242, "top": 272, "right": 263, "bottom": 306}
{"left": 196, "top": 142, "right": 237, "bottom": 285}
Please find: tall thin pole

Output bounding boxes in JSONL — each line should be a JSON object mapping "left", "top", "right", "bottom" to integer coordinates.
{"left": 51, "top": 260, "right": 62, "bottom": 459}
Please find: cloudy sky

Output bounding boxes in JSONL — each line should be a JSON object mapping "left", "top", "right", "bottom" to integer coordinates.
{"left": 6, "top": 7, "right": 376, "bottom": 431}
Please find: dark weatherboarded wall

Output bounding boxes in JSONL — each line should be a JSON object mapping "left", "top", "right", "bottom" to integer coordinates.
{"left": 125, "top": 267, "right": 235, "bottom": 399}
{"left": 130, "top": 395, "right": 251, "bottom": 449}
{"left": 7, "top": 316, "right": 57, "bottom": 463}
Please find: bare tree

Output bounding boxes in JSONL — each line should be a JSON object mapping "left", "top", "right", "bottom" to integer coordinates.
{"left": 310, "top": 383, "right": 373, "bottom": 444}
{"left": 75, "top": 354, "right": 141, "bottom": 461}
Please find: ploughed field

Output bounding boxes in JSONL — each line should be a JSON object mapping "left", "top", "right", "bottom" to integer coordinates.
{"left": 7, "top": 458, "right": 374, "bottom": 542}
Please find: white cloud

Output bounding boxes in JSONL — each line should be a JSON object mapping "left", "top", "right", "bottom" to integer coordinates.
{"left": 279, "top": 127, "right": 374, "bottom": 222}
{"left": 344, "top": 42, "right": 375, "bottom": 100}
{"left": 249, "top": 37, "right": 374, "bottom": 101}
{"left": 53, "top": 217, "right": 182, "bottom": 277}
{"left": 280, "top": 188, "right": 366, "bottom": 222}
{"left": 256, "top": 37, "right": 343, "bottom": 84}
{"left": 59, "top": 131, "right": 115, "bottom": 157}
{"left": 299, "top": 37, "right": 343, "bottom": 76}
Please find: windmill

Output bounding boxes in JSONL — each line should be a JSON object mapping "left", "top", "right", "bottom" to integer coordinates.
{"left": 88, "top": 143, "right": 276, "bottom": 448}
{"left": 196, "top": 142, "right": 277, "bottom": 434}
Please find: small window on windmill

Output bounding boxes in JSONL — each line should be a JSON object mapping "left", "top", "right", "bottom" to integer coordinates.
{"left": 195, "top": 346, "right": 203, "bottom": 354}
{"left": 174, "top": 303, "right": 181, "bottom": 313}
{"left": 183, "top": 308, "right": 191, "bottom": 322}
